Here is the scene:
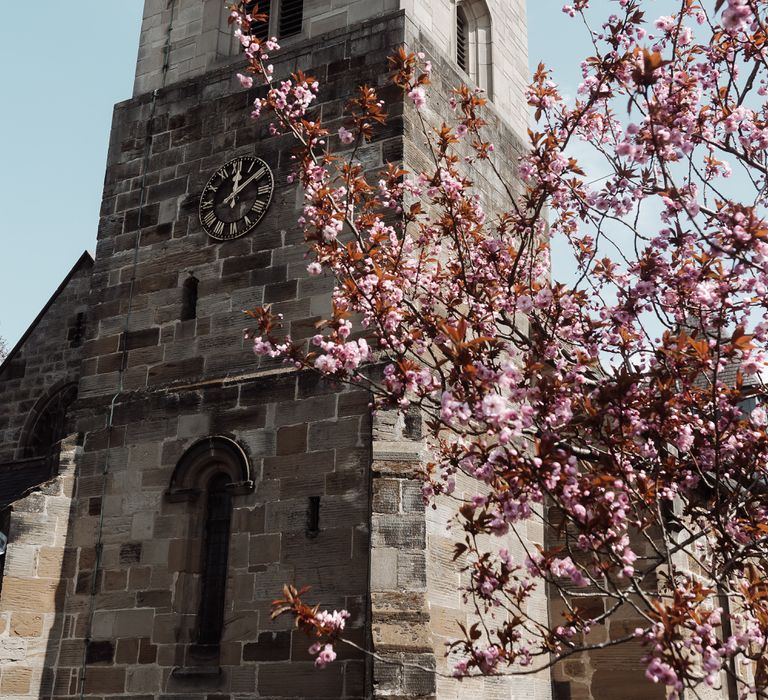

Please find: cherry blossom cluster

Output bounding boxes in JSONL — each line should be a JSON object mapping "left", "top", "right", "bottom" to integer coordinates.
{"left": 229, "top": 1, "right": 768, "bottom": 696}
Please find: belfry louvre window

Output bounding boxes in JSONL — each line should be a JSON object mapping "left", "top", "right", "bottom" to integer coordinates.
{"left": 197, "top": 473, "right": 233, "bottom": 645}
{"left": 279, "top": 0, "right": 303, "bottom": 38}
{"left": 455, "top": 0, "right": 493, "bottom": 99}
{"left": 456, "top": 7, "right": 469, "bottom": 73}
{"left": 245, "top": 0, "right": 271, "bottom": 41}
{"left": 244, "top": 0, "right": 303, "bottom": 41}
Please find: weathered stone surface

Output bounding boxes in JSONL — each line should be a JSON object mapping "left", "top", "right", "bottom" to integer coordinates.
{"left": 0, "top": 5, "right": 674, "bottom": 700}
{"left": 10, "top": 612, "right": 44, "bottom": 638}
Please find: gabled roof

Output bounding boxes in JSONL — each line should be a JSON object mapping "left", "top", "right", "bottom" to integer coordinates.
{"left": 0, "top": 251, "right": 93, "bottom": 374}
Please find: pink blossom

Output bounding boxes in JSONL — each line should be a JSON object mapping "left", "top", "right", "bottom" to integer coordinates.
{"left": 750, "top": 405, "right": 767, "bottom": 426}
{"left": 338, "top": 126, "right": 355, "bottom": 145}
{"left": 408, "top": 86, "right": 427, "bottom": 110}
{"left": 309, "top": 642, "right": 337, "bottom": 668}
{"left": 237, "top": 73, "right": 254, "bottom": 89}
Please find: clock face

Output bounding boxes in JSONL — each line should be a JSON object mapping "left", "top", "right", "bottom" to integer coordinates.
{"left": 199, "top": 156, "right": 274, "bottom": 240}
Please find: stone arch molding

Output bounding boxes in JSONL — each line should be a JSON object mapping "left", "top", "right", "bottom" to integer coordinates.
{"left": 16, "top": 378, "right": 79, "bottom": 460}
{"left": 166, "top": 435, "right": 255, "bottom": 502}
{"left": 457, "top": 0, "right": 493, "bottom": 99}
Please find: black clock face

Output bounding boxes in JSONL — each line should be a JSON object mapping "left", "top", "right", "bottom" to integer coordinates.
{"left": 199, "top": 156, "right": 274, "bottom": 240}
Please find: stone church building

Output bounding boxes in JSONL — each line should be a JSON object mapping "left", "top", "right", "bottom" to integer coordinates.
{"left": 0, "top": 1, "right": 670, "bottom": 699}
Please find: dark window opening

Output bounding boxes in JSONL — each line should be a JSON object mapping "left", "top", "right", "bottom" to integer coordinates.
{"left": 279, "top": 0, "right": 303, "bottom": 38}
{"left": 181, "top": 274, "right": 199, "bottom": 322}
{"left": 197, "top": 474, "right": 233, "bottom": 646}
{"left": 456, "top": 6, "right": 469, "bottom": 73}
{"left": 68, "top": 312, "right": 86, "bottom": 348}
{"left": 306, "top": 496, "right": 320, "bottom": 538}
{"left": 245, "top": 0, "right": 271, "bottom": 42}
{"left": 23, "top": 383, "right": 78, "bottom": 461}
{"left": 552, "top": 681, "right": 572, "bottom": 700}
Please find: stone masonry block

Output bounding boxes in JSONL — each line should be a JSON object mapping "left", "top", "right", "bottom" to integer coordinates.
{"left": 372, "top": 478, "right": 400, "bottom": 514}
{"left": 370, "top": 547, "right": 398, "bottom": 590}
{"left": 308, "top": 416, "right": 361, "bottom": 450}
{"left": 10, "top": 612, "right": 44, "bottom": 638}
{"left": 371, "top": 515, "right": 425, "bottom": 549}
{"left": 177, "top": 412, "right": 211, "bottom": 437}
{"left": 276, "top": 423, "right": 307, "bottom": 455}
{"left": 113, "top": 609, "right": 155, "bottom": 638}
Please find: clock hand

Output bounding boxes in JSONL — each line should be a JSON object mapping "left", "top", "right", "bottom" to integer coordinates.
{"left": 229, "top": 161, "right": 243, "bottom": 208}
{"left": 223, "top": 166, "right": 266, "bottom": 205}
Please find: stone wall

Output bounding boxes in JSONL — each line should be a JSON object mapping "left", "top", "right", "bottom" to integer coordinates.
{"left": 49, "top": 12, "right": 412, "bottom": 700}
{"left": 83, "top": 12, "right": 407, "bottom": 403}
{"left": 133, "top": 0, "right": 527, "bottom": 135}
{"left": 392, "top": 18, "right": 551, "bottom": 700}
{"left": 49, "top": 373, "right": 371, "bottom": 698}
{"left": 0, "top": 254, "right": 92, "bottom": 464}
{"left": 0, "top": 436, "right": 79, "bottom": 700}
{"left": 132, "top": 0, "right": 403, "bottom": 97}
{"left": 1, "top": 4, "right": 543, "bottom": 699}
{"left": 369, "top": 408, "right": 436, "bottom": 699}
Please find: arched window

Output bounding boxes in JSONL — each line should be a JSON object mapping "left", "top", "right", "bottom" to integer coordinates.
{"left": 455, "top": 0, "right": 493, "bottom": 98}
{"left": 166, "top": 437, "right": 254, "bottom": 653}
{"left": 197, "top": 473, "right": 233, "bottom": 645}
{"left": 18, "top": 382, "right": 78, "bottom": 461}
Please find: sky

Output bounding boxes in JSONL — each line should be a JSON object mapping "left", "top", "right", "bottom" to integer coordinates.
{"left": 0, "top": 1, "right": 588, "bottom": 349}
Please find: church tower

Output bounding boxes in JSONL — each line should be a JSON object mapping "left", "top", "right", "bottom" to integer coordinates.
{"left": 1, "top": 1, "right": 551, "bottom": 699}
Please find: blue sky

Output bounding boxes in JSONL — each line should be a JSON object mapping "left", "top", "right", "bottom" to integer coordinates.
{"left": 0, "top": 1, "right": 586, "bottom": 348}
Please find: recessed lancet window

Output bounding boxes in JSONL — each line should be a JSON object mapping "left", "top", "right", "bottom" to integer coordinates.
{"left": 165, "top": 437, "right": 254, "bottom": 653}
{"left": 455, "top": 0, "right": 493, "bottom": 98}
{"left": 197, "top": 473, "right": 233, "bottom": 645}
{"left": 181, "top": 274, "right": 199, "bottom": 322}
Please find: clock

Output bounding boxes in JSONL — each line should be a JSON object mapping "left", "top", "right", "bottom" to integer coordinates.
{"left": 199, "top": 156, "right": 274, "bottom": 240}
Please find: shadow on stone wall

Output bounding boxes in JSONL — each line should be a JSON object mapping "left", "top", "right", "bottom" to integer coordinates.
{"left": 0, "top": 434, "right": 80, "bottom": 698}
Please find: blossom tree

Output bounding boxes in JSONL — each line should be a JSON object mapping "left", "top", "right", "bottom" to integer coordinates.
{"left": 230, "top": 0, "right": 768, "bottom": 697}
